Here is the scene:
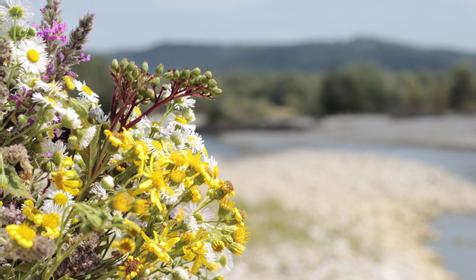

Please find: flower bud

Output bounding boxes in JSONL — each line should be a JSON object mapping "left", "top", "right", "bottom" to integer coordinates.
{"left": 26, "top": 28, "right": 36, "bottom": 37}
{"left": 111, "top": 59, "right": 119, "bottom": 70}
{"left": 141, "top": 61, "right": 149, "bottom": 72}
{"left": 120, "top": 58, "right": 129, "bottom": 69}
{"left": 181, "top": 69, "right": 191, "bottom": 80}
{"left": 191, "top": 67, "right": 201, "bottom": 76}
{"left": 212, "top": 88, "right": 223, "bottom": 95}
{"left": 156, "top": 64, "right": 164, "bottom": 75}
{"left": 18, "top": 114, "right": 28, "bottom": 126}
{"left": 208, "top": 79, "right": 218, "bottom": 88}
{"left": 101, "top": 175, "right": 114, "bottom": 190}
{"left": 204, "top": 71, "right": 213, "bottom": 79}
{"left": 163, "top": 71, "right": 174, "bottom": 80}
{"left": 173, "top": 70, "right": 181, "bottom": 80}
{"left": 67, "top": 135, "right": 79, "bottom": 149}
{"left": 229, "top": 242, "right": 245, "bottom": 256}
{"left": 150, "top": 77, "right": 161, "bottom": 86}
{"left": 146, "top": 88, "right": 155, "bottom": 99}
{"left": 127, "top": 61, "right": 137, "bottom": 72}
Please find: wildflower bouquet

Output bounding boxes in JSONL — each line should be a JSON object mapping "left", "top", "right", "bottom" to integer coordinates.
{"left": 0, "top": 1, "right": 248, "bottom": 279}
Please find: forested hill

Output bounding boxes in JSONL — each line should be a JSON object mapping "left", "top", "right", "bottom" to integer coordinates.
{"left": 109, "top": 38, "right": 476, "bottom": 73}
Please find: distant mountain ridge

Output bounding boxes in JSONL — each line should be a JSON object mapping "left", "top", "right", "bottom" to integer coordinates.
{"left": 109, "top": 38, "right": 476, "bottom": 73}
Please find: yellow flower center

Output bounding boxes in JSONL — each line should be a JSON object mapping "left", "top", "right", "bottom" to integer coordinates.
{"left": 82, "top": 85, "right": 94, "bottom": 96}
{"left": 53, "top": 193, "right": 69, "bottom": 206}
{"left": 151, "top": 170, "right": 166, "bottom": 189}
{"left": 46, "top": 97, "right": 56, "bottom": 105}
{"left": 26, "top": 49, "right": 40, "bottom": 63}
{"left": 175, "top": 116, "right": 188, "bottom": 125}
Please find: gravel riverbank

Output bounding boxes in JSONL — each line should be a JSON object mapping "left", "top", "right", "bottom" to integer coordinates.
{"left": 221, "top": 150, "right": 476, "bottom": 280}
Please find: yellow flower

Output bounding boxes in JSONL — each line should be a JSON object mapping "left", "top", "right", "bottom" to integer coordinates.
{"left": 112, "top": 192, "right": 134, "bottom": 212}
{"left": 63, "top": 75, "right": 76, "bottom": 91}
{"left": 212, "top": 240, "right": 225, "bottom": 252}
{"left": 133, "top": 141, "right": 149, "bottom": 175}
{"left": 22, "top": 200, "right": 40, "bottom": 221}
{"left": 104, "top": 130, "right": 123, "bottom": 147}
{"left": 51, "top": 157, "right": 82, "bottom": 196}
{"left": 136, "top": 156, "right": 174, "bottom": 211}
{"left": 169, "top": 168, "right": 186, "bottom": 184}
{"left": 118, "top": 256, "right": 143, "bottom": 280}
{"left": 123, "top": 219, "right": 141, "bottom": 237}
{"left": 233, "top": 208, "right": 244, "bottom": 224}
{"left": 104, "top": 129, "right": 135, "bottom": 150}
{"left": 113, "top": 238, "right": 136, "bottom": 254}
{"left": 182, "top": 229, "right": 219, "bottom": 274}
{"left": 36, "top": 213, "right": 61, "bottom": 239}
{"left": 190, "top": 186, "right": 201, "bottom": 203}
{"left": 133, "top": 199, "right": 150, "bottom": 217}
{"left": 6, "top": 224, "right": 36, "bottom": 249}
{"left": 233, "top": 224, "right": 250, "bottom": 245}
{"left": 141, "top": 229, "right": 180, "bottom": 262}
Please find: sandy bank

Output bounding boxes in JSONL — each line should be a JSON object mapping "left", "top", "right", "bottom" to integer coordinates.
{"left": 221, "top": 150, "right": 476, "bottom": 280}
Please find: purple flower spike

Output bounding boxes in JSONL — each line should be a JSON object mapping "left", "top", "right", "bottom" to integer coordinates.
{"left": 79, "top": 52, "right": 91, "bottom": 62}
{"left": 38, "top": 20, "right": 68, "bottom": 45}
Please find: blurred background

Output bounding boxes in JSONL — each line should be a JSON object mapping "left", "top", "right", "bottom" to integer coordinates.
{"left": 34, "top": 1, "right": 476, "bottom": 279}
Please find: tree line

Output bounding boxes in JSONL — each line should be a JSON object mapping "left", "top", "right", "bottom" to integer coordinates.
{"left": 76, "top": 60, "right": 476, "bottom": 127}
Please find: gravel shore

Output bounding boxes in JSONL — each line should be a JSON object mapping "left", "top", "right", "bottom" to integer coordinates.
{"left": 221, "top": 150, "right": 476, "bottom": 280}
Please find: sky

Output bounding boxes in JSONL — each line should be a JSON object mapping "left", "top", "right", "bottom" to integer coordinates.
{"left": 30, "top": 0, "right": 476, "bottom": 53}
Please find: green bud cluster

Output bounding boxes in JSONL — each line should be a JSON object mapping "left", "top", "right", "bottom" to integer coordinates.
{"left": 110, "top": 58, "right": 224, "bottom": 129}
{"left": 8, "top": 26, "right": 36, "bottom": 41}
{"left": 162, "top": 67, "right": 223, "bottom": 98}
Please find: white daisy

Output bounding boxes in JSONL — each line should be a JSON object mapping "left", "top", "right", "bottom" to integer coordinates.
{"left": 74, "top": 80, "right": 99, "bottom": 103}
{"left": 14, "top": 39, "right": 48, "bottom": 74}
{"left": 43, "top": 189, "right": 74, "bottom": 210}
{"left": 212, "top": 249, "right": 234, "bottom": 277}
{"left": 79, "top": 126, "right": 97, "bottom": 149}
{"left": 0, "top": 0, "right": 33, "bottom": 25}
{"left": 186, "top": 132, "right": 205, "bottom": 152}
{"left": 183, "top": 202, "right": 216, "bottom": 229}
{"left": 89, "top": 107, "right": 108, "bottom": 124}
{"left": 16, "top": 72, "right": 40, "bottom": 90}
{"left": 31, "top": 92, "right": 60, "bottom": 110}
{"left": 41, "top": 139, "right": 67, "bottom": 158}
{"left": 161, "top": 84, "right": 172, "bottom": 99}
{"left": 162, "top": 184, "right": 185, "bottom": 205}
{"left": 90, "top": 183, "right": 108, "bottom": 200}
{"left": 59, "top": 107, "right": 82, "bottom": 129}
{"left": 35, "top": 80, "right": 64, "bottom": 95}
{"left": 173, "top": 96, "right": 196, "bottom": 109}
{"left": 164, "top": 113, "right": 196, "bottom": 133}
{"left": 132, "top": 115, "right": 151, "bottom": 138}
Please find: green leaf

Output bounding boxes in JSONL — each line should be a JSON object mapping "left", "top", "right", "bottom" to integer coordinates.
{"left": 79, "top": 125, "right": 101, "bottom": 177}
{"left": 2, "top": 165, "right": 33, "bottom": 199}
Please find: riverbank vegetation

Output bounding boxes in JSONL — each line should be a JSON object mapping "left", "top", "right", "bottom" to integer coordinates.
{"left": 76, "top": 59, "right": 476, "bottom": 128}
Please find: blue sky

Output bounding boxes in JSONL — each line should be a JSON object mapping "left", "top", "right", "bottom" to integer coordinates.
{"left": 30, "top": 0, "right": 476, "bottom": 53}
